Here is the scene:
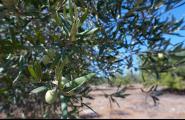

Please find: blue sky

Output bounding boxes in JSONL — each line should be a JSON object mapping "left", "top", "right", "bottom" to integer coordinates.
{"left": 163, "top": 4, "right": 185, "bottom": 44}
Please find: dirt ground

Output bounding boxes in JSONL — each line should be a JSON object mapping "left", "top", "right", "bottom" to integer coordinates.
{"left": 1, "top": 84, "right": 185, "bottom": 119}
{"left": 80, "top": 84, "right": 185, "bottom": 119}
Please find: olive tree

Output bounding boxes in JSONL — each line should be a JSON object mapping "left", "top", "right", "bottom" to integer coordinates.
{"left": 0, "top": 0, "right": 185, "bottom": 118}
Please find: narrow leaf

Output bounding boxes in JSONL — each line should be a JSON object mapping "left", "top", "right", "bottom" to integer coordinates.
{"left": 30, "top": 86, "right": 47, "bottom": 94}
{"left": 79, "top": 8, "right": 88, "bottom": 26}
{"left": 64, "top": 73, "right": 96, "bottom": 92}
{"left": 28, "top": 65, "right": 38, "bottom": 80}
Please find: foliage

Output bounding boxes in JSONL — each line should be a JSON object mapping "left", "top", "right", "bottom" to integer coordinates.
{"left": 141, "top": 70, "right": 185, "bottom": 90}
{"left": 109, "top": 72, "right": 139, "bottom": 86}
{"left": 140, "top": 43, "right": 185, "bottom": 89}
{"left": 160, "top": 73, "right": 185, "bottom": 90}
{"left": 0, "top": 0, "right": 185, "bottom": 118}
{"left": 0, "top": 0, "right": 99, "bottom": 118}
{"left": 84, "top": 0, "right": 185, "bottom": 76}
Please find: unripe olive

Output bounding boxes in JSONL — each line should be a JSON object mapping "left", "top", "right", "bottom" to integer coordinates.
{"left": 45, "top": 89, "right": 57, "bottom": 104}
{"left": 61, "top": 76, "right": 68, "bottom": 84}
{"left": 42, "top": 55, "right": 51, "bottom": 65}
{"left": 158, "top": 53, "right": 164, "bottom": 59}
{"left": 172, "top": 66, "right": 177, "bottom": 70}
{"left": 52, "top": 76, "right": 68, "bottom": 86}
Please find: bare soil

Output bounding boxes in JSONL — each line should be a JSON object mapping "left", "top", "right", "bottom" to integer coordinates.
{"left": 80, "top": 84, "right": 185, "bottom": 119}
{"left": 1, "top": 84, "right": 185, "bottom": 119}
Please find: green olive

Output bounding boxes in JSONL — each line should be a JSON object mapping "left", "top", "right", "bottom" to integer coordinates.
{"left": 42, "top": 55, "right": 51, "bottom": 65}
{"left": 45, "top": 89, "right": 57, "bottom": 104}
{"left": 158, "top": 53, "right": 164, "bottom": 59}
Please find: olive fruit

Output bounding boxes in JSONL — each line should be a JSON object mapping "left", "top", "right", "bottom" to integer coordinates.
{"left": 52, "top": 76, "right": 68, "bottom": 86}
{"left": 158, "top": 53, "right": 164, "bottom": 59}
{"left": 45, "top": 89, "right": 57, "bottom": 104}
{"left": 42, "top": 55, "right": 51, "bottom": 65}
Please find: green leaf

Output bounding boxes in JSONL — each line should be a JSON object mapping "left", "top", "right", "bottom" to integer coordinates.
{"left": 28, "top": 65, "right": 38, "bottom": 81}
{"left": 63, "top": 5, "right": 67, "bottom": 18}
{"left": 169, "top": 54, "right": 185, "bottom": 61}
{"left": 69, "top": 0, "right": 73, "bottom": 20}
{"left": 59, "top": 15, "right": 71, "bottom": 34}
{"left": 173, "top": 43, "right": 184, "bottom": 52}
{"left": 0, "top": 88, "right": 7, "bottom": 94}
{"left": 79, "top": 8, "right": 88, "bottom": 26}
{"left": 30, "top": 86, "right": 47, "bottom": 94}
{"left": 77, "top": 28, "right": 99, "bottom": 36}
{"left": 47, "top": 48, "right": 56, "bottom": 59}
{"left": 174, "top": 51, "right": 185, "bottom": 57}
{"left": 86, "top": 28, "right": 99, "bottom": 35}
{"left": 35, "top": 30, "right": 45, "bottom": 44}
{"left": 28, "top": 62, "right": 42, "bottom": 81}
{"left": 60, "top": 95, "right": 68, "bottom": 119}
{"left": 34, "top": 61, "right": 42, "bottom": 81}
{"left": 70, "top": 19, "right": 79, "bottom": 41}
{"left": 64, "top": 73, "right": 96, "bottom": 92}
{"left": 13, "top": 71, "right": 22, "bottom": 84}
{"left": 55, "top": 56, "right": 69, "bottom": 83}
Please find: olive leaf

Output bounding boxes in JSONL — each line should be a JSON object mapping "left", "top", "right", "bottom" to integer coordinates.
{"left": 77, "top": 28, "right": 99, "bottom": 36}
{"left": 64, "top": 73, "right": 96, "bottom": 93}
{"left": 79, "top": 8, "right": 88, "bottom": 27}
{"left": 30, "top": 86, "right": 47, "bottom": 94}
{"left": 28, "top": 65, "right": 38, "bottom": 81}
{"left": 60, "top": 95, "right": 68, "bottom": 119}
{"left": 69, "top": 0, "right": 73, "bottom": 20}
{"left": 55, "top": 56, "right": 69, "bottom": 90}
{"left": 70, "top": 19, "right": 79, "bottom": 42}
